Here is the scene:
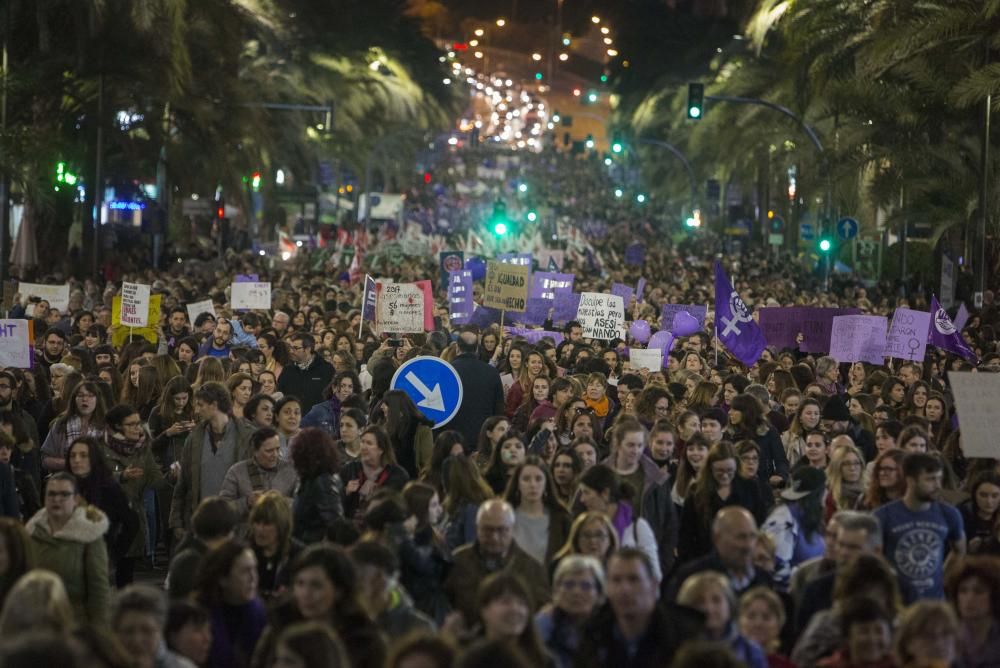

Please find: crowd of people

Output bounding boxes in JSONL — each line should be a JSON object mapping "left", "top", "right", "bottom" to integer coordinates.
{"left": 0, "top": 147, "right": 997, "bottom": 668}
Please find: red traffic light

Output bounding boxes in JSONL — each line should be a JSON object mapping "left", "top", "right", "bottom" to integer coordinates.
{"left": 423, "top": 172, "right": 432, "bottom": 184}
{"left": 453, "top": 42, "right": 468, "bottom": 51}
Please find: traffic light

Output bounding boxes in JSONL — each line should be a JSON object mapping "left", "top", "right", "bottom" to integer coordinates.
{"left": 535, "top": 72, "right": 543, "bottom": 80}
{"left": 818, "top": 237, "right": 833, "bottom": 253}
{"left": 611, "top": 136, "right": 623, "bottom": 154}
{"left": 614, "top": 188, "right": 623, "bottom": 198}
{"left": 585, "top": 134, "right": 595, "bottom": 150}
{"left": 214, "top": 196, "right": 225, "bottom": 221}
{"left": 636, "top": 193, "right": 647, "bottom": 204}
{"left": 55, "top": 161, "right": 79, "bottom": 188}
{"left": 489, "top": 200, "right": 511, "bottom": 236}
{"left": 586, "top": 91, "right": 599, "bottom": 104}
{"left": 518, "top": 183, "right": 528, "bottom": 193}
{"left": 251, "top": 171, "right": 262, "bottom": 192}
{"left": 687, "top": 83, "right": 704, "bottom": 120}
{"left": 526, "top": 210, "right": 538, "bottom": 222}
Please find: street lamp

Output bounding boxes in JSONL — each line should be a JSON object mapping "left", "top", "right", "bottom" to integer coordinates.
{"left": 591, "top": 15, "right": 600, "bottom": 23}
{"left": 474, "top": 28, "right": 485, "bottom": 37}
{"left": 496, "top": 18, "right": 506, "bottom": 27}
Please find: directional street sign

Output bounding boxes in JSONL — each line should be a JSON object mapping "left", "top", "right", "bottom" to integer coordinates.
{"left": 390, "top": 356, "right": 464, "bottom": 428}
{"left": 799, "top": 223, "right": 814, "bottom": 241}
{"left": 837, "top": 217, "right": 859, "bottom": 240}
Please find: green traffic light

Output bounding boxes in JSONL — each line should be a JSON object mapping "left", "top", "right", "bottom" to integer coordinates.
{"left": 535, "top": 72, "right": 543, "bottom": 80}
{"left": 526, "top": 211, "right": 537, "bottom": 222}
{"left": 587, "top": 92, "right": 598, "bottom": 103}
{"left": 600, "top": 74, "right": 608, "bottom": 82}
{"left": 689, "top": 106, "right": 702, "bottom": 118}
{"left": 636, "top": 193, "right": 647, "bottom": 204}
{"left": 819, "top": 238, "right": 832, "bottom": 252}
{"left": 614, "top": 188, "right": 623, "bottom": 198}
{"left": 611, "top": 142, "right": 623, "bottom": 154}
{"left": 494, "top": 221, "right": 508, "bottom": 236}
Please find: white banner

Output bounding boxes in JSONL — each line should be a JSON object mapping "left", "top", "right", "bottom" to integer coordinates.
{"left": 375, "top": 282, "right": 425, "bottom": 334}
{"left": 576, "top": 292, "right": 625, "bottom": 340}
{"left": 120, "top": 282, "right": 151, "bottom": 328}
{"left": 629, "top": 348, "right": 662, "bottom": 372}
{"left": 18, "top": 283, "right": 70, "bottom": 312}
{"left": 231, "top": 282, "right": 272, "bottom": 310}
{"left": 950, "top": 372, "right": 1000, "bottom": 458}
{"left": 186, "top": 299, "right": 216, "bottom": 325}
{"left": 0, "top": 320, "right": 32, "bottom": 368}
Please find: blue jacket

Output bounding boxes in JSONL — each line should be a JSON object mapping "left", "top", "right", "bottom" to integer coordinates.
{"left": 301, "top": 397, "right": 341, "bottom": 437}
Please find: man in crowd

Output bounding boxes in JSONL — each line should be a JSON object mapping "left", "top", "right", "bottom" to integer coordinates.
{"left": 36, "top": 327, "right": 67, "bottom": 371}
{"left": 198, "top": 318, "right": 233, "bottom": 359}
{"left": 448, "top": 328, "right": 504, "bottom": 450}
{"left": 277, "top": 332, "right": 333, "bottom": 411}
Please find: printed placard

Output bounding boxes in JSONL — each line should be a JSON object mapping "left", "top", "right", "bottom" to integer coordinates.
{"left": 120, "top": 282, "right": 151, "bottom": 328}
{"left": 577, "top": 292, "right": 625, "bottom": 340}
{"left": 950, "top": 372, "right": 1000, "bottom": 458}
{"left": 629, "top": 348, "right": 662, "bottom": 372}
{"left": 231, "top": 282, "right": 272, "bottom": 310}
{"left": 375, "top": 282, "right": 425, "bottom": 334}
{"left": 883, "top": 308, "right": 930, "bottom": 361}
{"left": 0, "top": 320, "right": 32, "bottom": 368}
{"left": 18, "top": 282, "right": 70, "bottom": 312}
{"left": 186, "top": 299, "right": 216, "bottom": 325}
{"left": 483, "top": 261, "right": 529, "bottom": 312}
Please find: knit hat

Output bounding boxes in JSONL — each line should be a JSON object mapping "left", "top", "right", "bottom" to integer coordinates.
{"left": 529, "top": 400, "right": 558, "bottom": 423}
{"left": 821, "top": 395, "right": 851, "bottom": 421}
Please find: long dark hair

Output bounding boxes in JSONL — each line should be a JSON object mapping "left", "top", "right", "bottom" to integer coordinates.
{"left": 730, "top": 393, "right": 767, "bottom": 437}
{"left": 289, "top": 545, "right": 368, "bottom": 625}
{"left": 157, "top": 376, "right": 194, "bottom": 425}
{"left": 290, "top": 428, "right": 341, "bottom": 479}
{"left": 195, "top": 539, "right": 255, "bottom": 608}
{"left": 65, "top": 435, "right": 116, "bottom": 507}
{"left": 378, "top": 390, "right": 433, "bottom": 445}
{"left": 502, "top": 455, "right": 566, "bottom": 517}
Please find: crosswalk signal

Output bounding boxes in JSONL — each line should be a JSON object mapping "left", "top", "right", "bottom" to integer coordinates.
{"left": 687, "top": 83, "right": 704, "bottom": 120}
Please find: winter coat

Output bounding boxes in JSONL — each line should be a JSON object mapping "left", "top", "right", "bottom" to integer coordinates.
{"left": 445, "top": 541, "right": 550, "bottom": 626}
{"left": 448, "top": 352, "right": 506, "bottom": 451}
{"left": 219, "top": 458, "right": 298, "bottom": 518}
{"left": 148, "top": 406, "right": 191, "bottom": 473}
{"left": 339, "top": 460, "right": 409, "bottom": 521}
{"left": 300, "top": 396, "right": 341, "bottom": 437}
{"left": 292, "top": 473, "right": 344, "bottom": 544}
{"left": 276, "top": 356, "right": 335, "bottom": 414}
{"left": 102, "top": 432, "right": 164, "bottom": 558}
{"left": 76, "top": 473, "right": 138, "bottom": 565}
{"left": 27, "top": 504, "right": 111, "bottom": 626}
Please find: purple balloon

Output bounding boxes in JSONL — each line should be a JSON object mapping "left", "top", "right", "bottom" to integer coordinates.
{"left": 671, "top": 310, "right": 701, "bottom": 337}
{"left": 629, "top": 319, "right": 652, "bottom": 344}
{"left": 647, "top": 330, "right": 674, "bottom": 352}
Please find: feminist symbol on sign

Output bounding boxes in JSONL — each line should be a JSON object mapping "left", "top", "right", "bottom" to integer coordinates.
{"left": 721, "top": 290, "right": 754, "bottom": 337}
{"left": 934, "top": 308, "right": 956, "bottom": 335}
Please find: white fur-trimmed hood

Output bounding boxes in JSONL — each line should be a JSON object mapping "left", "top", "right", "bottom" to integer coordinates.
{"left": 27, "top": 504, "right": 110, "bottom": 543}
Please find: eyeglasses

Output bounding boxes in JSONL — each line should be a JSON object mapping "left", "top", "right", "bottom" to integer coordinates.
{"left": 574, "top": 407, "right": 595, "bottom": 416}
{"left": 558, "top": 579, "right": 596, "bottom": 592}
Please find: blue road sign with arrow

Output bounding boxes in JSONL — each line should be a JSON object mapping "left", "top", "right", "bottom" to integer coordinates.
{"left": 390, "top": 356, "right": 464, "bottom": 428}
{"left": 837, "top": 217, "right": 859, "bottom": 240}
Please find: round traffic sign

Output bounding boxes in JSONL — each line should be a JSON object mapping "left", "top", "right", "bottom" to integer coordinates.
{"left": 390, "top": 356, "right": 464, "bottom": 428}
{"left": 837, "top": 217, "right": 859, "bottom": 240}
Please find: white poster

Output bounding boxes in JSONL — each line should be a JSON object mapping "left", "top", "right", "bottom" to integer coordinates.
{"left": 18, "top": 283, "right": 70, "bottom": 312}
{"left": 186, "top": 299, "right": 216, "bottom": 325}
{"left": 576, "top": 292, "right": 625, "bottom": 340}
{"left": 0, "top": 320, "right": 32, "bottom": 368}
{"left": 629, "top": 348, "right": 662, "bottom": 372}
{"left": 231, "top": 282, "right": 272, "bottom": 310}
{"left": 120, "top": 282, "right": 151, "bottom": 328}
{"left": 375, "top": 282, "right": 425, "bottom": 334}
{"left": 950, "top": 372, "right": 1000, "bottom": 458}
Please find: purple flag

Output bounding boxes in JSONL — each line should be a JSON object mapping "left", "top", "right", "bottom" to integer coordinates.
{"left": 954, "top": 302, "right": 970, "bottom": 331}
{"left": 929, "top": 295, "right": 978, "bottom": 364}
{"left": 552, "top": 292, "right": 581, "bottom": 326}
{"left": 612, "top": 283, "right": 635, "bottom": 306}
{"left": 714, "top": 262, "right": 766, "bottom": 366}
{"left": 625, "top": 243, "right": 646, "bottom": 266}
{"left": 361, "top": 275, "right": 377, "bottom": 323}
{"left": 448, "top": 270, "right": 474, "bottom": 325}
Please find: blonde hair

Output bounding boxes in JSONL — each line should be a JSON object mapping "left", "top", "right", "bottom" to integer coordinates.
{"left": 677, "top": 571, "right": 736, "bottom": 617}
{"left": 826, "top": 443, "right": 865, "bottom": 510}
{"left": 738, "top": 586, "right": 786, "bottom": 652}
{"left": 895, "top": 600, "right": 958, "bottom": 664}
{"left": 0, "top": 570, "right": 74, "bottom": 634}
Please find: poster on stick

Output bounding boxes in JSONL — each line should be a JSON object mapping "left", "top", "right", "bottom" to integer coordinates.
{"left": 483, "top": 261, "right": 529, "bottom": 312}
{"left": 576, "top": 292, "right": 625, "bottom": 340}
{"left": 17, "top": 283, "right": 70, "bottom": 312}
{"left": 375, "top": 282, "right": 426, "bottom": 334}
{"left": 231, "top": 282, "right": 272, "bottom": 310}
{"left": 883, "top": 308, "right": 930, "bottom": 361}
{"left": 120, "top": 282, "right": 151, "bottom": 328}
{"left": 829, "top": 315, "right": 888, "bottom": 364}
{"left": 629, "top": 348, "right": 662, "bottom": 372}
{"left": 0, "top": 320, "right": 32, "bottom": 368}
{"left": 186, "top": 300, "right": 216, "bottom": 325}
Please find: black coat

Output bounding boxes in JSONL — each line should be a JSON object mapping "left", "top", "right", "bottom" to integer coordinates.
{"left": 276, "top": 356, "right": 334, "bottom": 413}
{"left": 0, "top": 462, "right": 18, "bottom": 520}
{"left": 575, "top": 602, "right": 704, "bottom": 668}
{"left": 677, "top": 476, "right": 768, "bottom": 564}
{"left": 77, "top": 473, "right": 139, "bottom": 563}
{"left": 448, "top": 353, "right": 505, "bottom": 451}
{"left": 339, "top": 460, "right": 409, "bottom": 521}
{"left": 292, "top": 473, "right": 343, "bottom": 544}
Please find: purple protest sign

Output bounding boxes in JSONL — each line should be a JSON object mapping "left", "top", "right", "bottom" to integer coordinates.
{"left": 448, "top": 270, "right": 474, "bottom": 325}
{"left": 552, "top": 292, "right": 581, "bottom": 326}
{"left": 883, "top": 308, "right": 931, "bottom": 361}
{"left": 235, "top": 274, "right": 259, "bottom": 283}
{"left": 468, "top": 305, "right": 503, "bottom": 328}
{"left": 362, "top": 275, "right": 377, "bottom": 323}
{"left": 955, "top": 302, "right": 970, "bottom": 331}
{"left": 497, "top": 252, "right": 533, "bottom": 267}
{"left": 636, "top": 278, "right": 646, "bottom": 303}
{"left": 516, "top": 297, "right": 552, "bottom": 327}
{"left": 625, "top": 243, "right": 646, "bottom": 266}
{"left": 799, "top": 307, "right": 861, "bottom": 353}
{"left": 531, "top": 272, "right": 574, "bottom": 300}
{"left": 612, "top": 283, "right": 635, "bottom": 306}
{"left": 660, "top": 304, "right": 708, "bottom": 332}
{"left": 829, "top": 315, "right": 888, "bottom": 364}
{"left": 758, "top": 307, "right": 800, "bottom": 350}
{"left": 503, "top": 327, "right": 564, "bottom": 345}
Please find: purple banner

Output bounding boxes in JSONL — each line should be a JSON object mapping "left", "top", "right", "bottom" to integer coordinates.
{"left": 448, "top": 270, "right": 474, "bottom": 325}
{"left": 625, "top": 243, "right": 646, "bottom": 266}
{"left": 531, "top": 272, "right": 574, "bottom": 300}
{"left": 758, "top": 306, "right": 861, "bottom": 352}
{"left": 552, "top": 292, "right": 581, "bottom": 327}
{"left": 235, "top": 274, "right": 259, "bottom": 283}
{"left": 660, "top": 304, "right": 708, "bottom": 331}
{"left": 930, "top": 296, "right": 978, "bottom": 363}
{"left": 883, "top": 308, "right": 931, "bottom": 361}
{"left": 515, "top": 297, "right": 552, "bottom": 327}
{"left": 468, "top": 305, "right": 503, "bottom": 328}
{"left": 758, "top": 307, "right": 800, "bottom": 349}
{"left": 612, "top": 283, "right": 635, "bottom": 306}
{"left": 503, "top": 327, "right": 564, "bottom": 345}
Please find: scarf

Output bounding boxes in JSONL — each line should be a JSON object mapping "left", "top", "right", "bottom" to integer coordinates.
{"left": 64, "top": 416, "right": 102, "bottom": 445}
{"left": 585, "top": 395, "right": 610, "bottom": 417}
{"left": 106, "top": 430, "right": 148, "bottom": 458}
{"left": 610, "top": 500, "right": 634, "bottom": 538}
{"left": 295, "top": 355, "right": 315, "bottom": 371}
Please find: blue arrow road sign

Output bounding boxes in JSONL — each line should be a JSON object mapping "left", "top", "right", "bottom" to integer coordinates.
{"left": 837, "top": 217, "right": 859, "bottom": 240}
{"left": 390, "top": 356, "right": 464, "bottom": 428}
{"left": 799, "top": 223, "right": 814, "bottom": 241}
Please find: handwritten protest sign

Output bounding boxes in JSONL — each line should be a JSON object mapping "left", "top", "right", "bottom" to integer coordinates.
{"left": 577, "top": 292, "right": 625, "bottom": 340}
{"left": 829, "top": 315, "right": 888, "bottom": 364}
{"left": 231, "top": 282, "right": 272, "bottom": 310}
{"left": 629, "top": 348, "right": 662, "bottom": 372}
{"left": 950, "top": 372, "right": 1000, "bottom": 458}
{"left": 186, "top": 299, "right": 216, "bottom": 325}
{"left": 483, "top": 261, "right": 529, "bottom": 312}
{"left": 883, "top": 308, "right": 930, "bottom": 361}
{"left": 120, "top": 282, "right": 151, "bottom": 328}
{"left": 111, "top": 295, "right": 161, "bottom": 346}
{"left": 0, "top": 320, "right": 32, "bottom": 368}
{"left": 375, "top": 282, "right": 425, "bottom": 334}
{"left": 18, "top": 283, "right": 70, "bottom": 312}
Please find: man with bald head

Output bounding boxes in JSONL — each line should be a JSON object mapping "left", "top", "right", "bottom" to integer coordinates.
{"left": 666, "top": 506, "right": 773, "bottom": 601}
{"left": 443, "top": 499, "right": 550, "bottom": 625}
{"left": 448, "top": 326, "right": 505, "bottom": 450}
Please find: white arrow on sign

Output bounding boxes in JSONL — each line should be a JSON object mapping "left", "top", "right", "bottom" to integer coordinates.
{"left": 405, "top": 371, "right": 445, "bottom": 412}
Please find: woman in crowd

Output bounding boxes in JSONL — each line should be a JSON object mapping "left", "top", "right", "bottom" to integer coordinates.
{"left": 762, "top": 467, "right": 826, "bottom": 591}
{"left": 677, "top": 572, "right": 768, "bottom": 668}
{"left": 672, "top": 432, "right": 710, "bottom": 508}
{"left": 0, "top": 430, "right": 39, "bottom": 519}
{"left": 571, "top": 436, "right": 600, "bottom": 472}
{"left": 41, "top": 380, "right": 108, "bottom": 472}
{"left": 814, "top": 597, "right": 896, "bottom": 668}
{"left": 647, "top": 419, "right": 677, "bottom": 477}
{"left": 550, "top": 448, "right": 582, "bottom": 507}
{"left": 504, "top": 456, "right": 572, "bottom": 567}
{"left": 474, "top": 416, "right": 510, "bottom": 472}
{"left": 602, "top": 419, "right": 667, "bottom": 510}
{"left": 290, "top": 428, "right": 343, "bottom": 544}
{"left": 441, "top": 455, "right": 494, "bottom": 552}
{"left": 894, "top": 601, "right": 959, "bottom": 668}
{"left": 825, "top": 443, "right": 866, "bottom": 521}
{"left": 248, "top": 490, "right": 303, "bottom": 601}
{"left": 925, "top": 391, "right": 951, "bottom": 448}
{"left": 859, "top": 449, "right": 907, "bottom": 510}
{"left": 534, "top": 555, "right": 605, "bottom": 668}
{"left": 245, "top": 394, "right": 275, "bottom": 430}
{"left": 148, "top": 376, "right": 195, "bottom": 477}
{"left": 227, "top": 373, "right": 255, "bottom": 421}
{"left": 632, "top": 385, "right": 673, "bottom": 429}
{"left": 483, "top": 433, "right": 527, "bottom": 495}
{"left": 880, "top": 378, "right": 906, "bottom": 411}
{"left": 340, "top": 425, "right": 409, "bottom": 524}
{"left": 0, "top": 518, "right": 34, "bottom": 609}
{"left": 901, "top": 380, "right": 931, "bottom": 418}
{"left": 274, "top": 396, "right": 303, "bottom": 458}
{"left": 399, "top": 481, "right": 450, "bottom": 623}
{"left": 550, "top": 511, "right": 619, "bottom": 572}
{"left": 944, "top": 555, "right": 1000, "bottom": 667}
{"left": 577, "top": 464, "right": 661, "bottom": 582}
{"left": 679, "top": 441, "right": 767, "bottom": 562}
{"left": 796, "top": 430, "right": 831, "bottom": 471}
{"left": 582, "top": 373, "right": 618, "bottom": 431}
{"left": 781, "top": 398, "right": 822, "bottom": 469}
{"left": 897, "top": 425, "right": 930, "bottom": 454}
{"left": 0, "top": 569, "right": 74, "bottom": 636}
{"left": 512, "top": 375, "right": 551, "bottom": 434}
{"left": 375, "top": 390, "right": 435, "bottom": 479}
{"left": 300, "top": 371, "right": 358, "bottom": 437}
{"left": 334, "top": 407, "right": 366, "bottom": 471}
{"left": 166, "top": 600, "right": 213, "bottom": 667}
{"left": 194, "top": 540, "right": 267, "bottom": 668}
{"left": 554, "top": 397, "right": 587, "bottom": 447}
{"left": 101, "top": 403, "right": 163, "bottom": 585}
{"left": 192, "top": 358, "right": 226, "bottom": 391}
{"left": 676, "top": 410, "right": 701, "bottom": 451}
{"left": 729, "top": 393, "right": 788, "bottom": 488}
{"left": 506, "top": 350, "right": 547, "bottom": 418}
{"left": 272, "top": 622, "right": 349, "bottom": 668}
{"left": 960, "top": 472, "right": 1000, "bottom": 553}
{"left": 111, "top": 584, "right": 195, "bottom": 668}
{"left": 257, "top": 371, "right": 281, "bottom": 400}
{"left": 256, "top": 334, "right": 286, "bottom": 378}
{"left": 252, "top": 544, "right": 385, "bottom": 668}
{"left": 220, "top": 426, "right": 298, "bottom": 520}
{"left": 474, "top": 572, "right": 552, "bottom": 667}
{"left": 738, "top": 586, "right": 795, "bottom": 668}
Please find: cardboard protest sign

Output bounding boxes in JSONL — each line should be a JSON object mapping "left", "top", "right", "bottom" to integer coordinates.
{"left": 375, "top": 282, "right": 425, "bottom": 334}
{"left": 186, "top": 299, "right": 216, "bottom": 325}
{"left": 950, "top": 372, "right": 1000, "bottom": 458}
{"left": 469, "top": 305, "right": 503, "bottom": 328}
{"left": 883, "top": 308, "right": 930, "bottom": 361}
{"left": 629, "top": 348, "right": 662, "bottom": 372}
{"left": 0, "top": 320, "right": 33, "bottom": 368}
{"left": 120, "top": 282, "right": 151, "bottom": 328}
{"left": 111, "top": 294, "right": 161, "bottom": 346}
{"left": 577, "top": 292, "right": 625, "bottom": 340}
{"left": 483, "top": 261, "right": 529, "bottom": 312}
{"left": 829, "top": 315, "right": 888, "bottom": 364}
{"left": 18, "top": 282, "right": 70, "bottom": 312}
{"left": 231, "top": 282, "right": 272, "bottom": 310}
